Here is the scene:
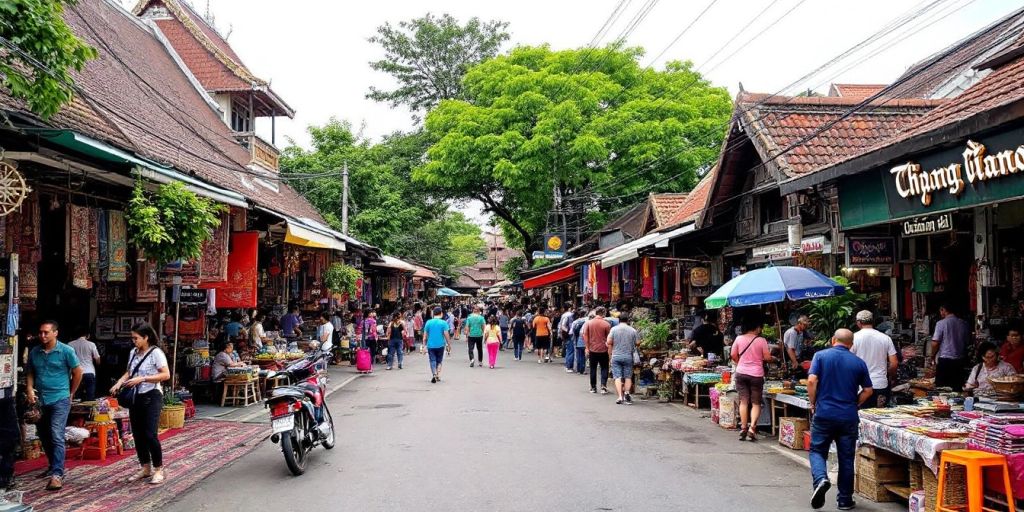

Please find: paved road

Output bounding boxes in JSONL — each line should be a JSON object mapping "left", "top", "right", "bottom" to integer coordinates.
{"left": 166, "top": 350, "right": 901, "bottom": 512}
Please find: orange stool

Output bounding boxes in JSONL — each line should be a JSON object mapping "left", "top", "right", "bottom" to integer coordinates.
{"left": 78, "top": 421, "right": 123, "bottom": 462}
{"left": 936, "top": 449, "right": 1016, "bottom": 512}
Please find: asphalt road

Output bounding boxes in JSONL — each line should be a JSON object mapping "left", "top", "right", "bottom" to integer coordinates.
{"left": 165, "top": 349, "right": 902, "bottom": 512}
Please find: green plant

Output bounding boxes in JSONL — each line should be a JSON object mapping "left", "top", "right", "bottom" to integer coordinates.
{"left": 657, "top": 381, "right": 673, "bottom": 399}
{"left": 163, "top": 392, "right": 182, "bottom": 406}
{"left": 761, "top": 324, "right": 778, "bottom": 341}
{"left": 126, "top": 180, "right": 226, "bottom": 265}
{"left": 636, "top": 318, "right": 673, "bottom": 350}
{"left": 323, "top": 262, "right": 362, "bottom": 295}
{"left": 801, "top": 276, "right": 869, "bottom": 338}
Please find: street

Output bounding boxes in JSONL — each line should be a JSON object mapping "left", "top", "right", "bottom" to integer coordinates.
{"left": 165, "top": 351, "right": 899, "bottom": 512}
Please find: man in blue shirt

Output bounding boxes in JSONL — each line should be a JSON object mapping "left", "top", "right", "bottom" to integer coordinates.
{"left": 280, "top": 306, "right": 303, "bottom": 338}
{"left": 808, "top": 328, "right": 873, "bottom": 511}
{"left": 26, "top": 320, "right": 82, "bottom": 491}
{"left": 931, "top": 304, "right": 971, "bottom": 390}
{"left": 422, "top": 307, "right": 452, "bottom": 383}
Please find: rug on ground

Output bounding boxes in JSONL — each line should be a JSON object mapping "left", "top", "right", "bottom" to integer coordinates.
{"left": 16, "top": 420, "right": 268, "bottom": 512}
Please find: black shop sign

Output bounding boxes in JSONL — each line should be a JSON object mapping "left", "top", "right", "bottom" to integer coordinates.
{"left": 846, "top": 237, "right": 895, "bottom": 267}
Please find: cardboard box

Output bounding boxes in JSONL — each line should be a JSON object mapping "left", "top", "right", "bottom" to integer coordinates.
{"left": 856, "top": 454, "right": 908, "bottom": 483}
{"left": 779, "top": 417, "right": 809, "bottom": 449}
{"left": 908, "top": 490, "right": 926, "bottom": 512}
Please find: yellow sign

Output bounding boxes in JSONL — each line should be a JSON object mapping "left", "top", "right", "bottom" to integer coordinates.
{"left": 546, "top": 235, "right": 562, "bottom": 251}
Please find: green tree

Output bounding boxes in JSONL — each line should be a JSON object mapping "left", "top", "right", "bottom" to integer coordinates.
{"left": 415, "top": 44, "right": 732, "bottom": 263}
{"left": 367, "top": 13, "right": 510, "bottom": 115}
{"left": 0, "top": 0, "right": 97, "bottom": 119}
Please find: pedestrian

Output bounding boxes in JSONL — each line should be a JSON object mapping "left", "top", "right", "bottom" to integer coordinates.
{"left": 317, "top": 312, "right": 335, "bottom": 351}
{"left": 1000, "top": 326, "right": 1024, "bottom": 373}
{"left": 965, "top": 341, "right": 1017, "bottom": 396}
{"left": 485, "top": 315, "right": 502, "bottom": 368}
{"left": 808, "top": 328, "right": 873, "bottom": 510}
{"left": 532, "top": 307, "right": 553, "bottom": 363}
{"left": 111, "top": 323, "right": 170, "bottom": 486}
{"left": 403, "top": 311, "right": 416, "bottom": 353}
{"left": 330, "top": 309, "right": 344, "bottom": 352}
{"left": 607, "top": 313, "right": 639, "bottom": 405}
{"left": 558, "top": 304, "right": 574, "bottom": 362}
{"left": 524, "top": 306, "right": 535, "bottom": 353}
{"left": 497, "top": 308, "right": 510, "bottom": 350}
{"left": 583, "top": 307, "right": 612, "bottom": 394}
{"left": 385, "top": 313, "right": 405, "bottom": 370}
{"left": 784, "top": 315, "right": 813, "bottom": 372}
{"left": 931, "top": 304, "right": 971, "bottom": 390}
{"left": 422, "top": 307, "right": 452, "bottom": 383}
{"left": 26, "top": 320, "right": 82, "bottom": 491}
{"left": 571, "top": 310, "right": 588, "bottom": 374}
{"left": 363, "top": 311, "right": 379, "bottom": 362}
{"left": 464, "top": 306, "right": 486, "bottom": 367}
{"left": 510, "top": 310, "right": 527, "bottom": 361}
{"left": 68, "top": 327, "right": 100, "bottom": 401}
{"left": 730, "top": 312, "right": 773, "bottom": 442}
{"left": 851, "top": 310, "right": 897, "bottom": 408}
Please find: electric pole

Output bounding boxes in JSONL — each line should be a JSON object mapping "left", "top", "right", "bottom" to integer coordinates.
{"left": 341, "top": 162, "right": 349, "bottom": 235}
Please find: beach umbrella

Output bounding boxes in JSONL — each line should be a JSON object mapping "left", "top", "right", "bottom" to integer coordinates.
{"left": 704, "top": 266, "right": 845, "bottom": 310}
{"left": 436, "top": 287, "right": 461, "bottom": 297}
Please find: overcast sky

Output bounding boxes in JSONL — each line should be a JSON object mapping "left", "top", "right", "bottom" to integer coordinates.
{"left": 124, "top": 0, "right": 1022, "bottom": 147}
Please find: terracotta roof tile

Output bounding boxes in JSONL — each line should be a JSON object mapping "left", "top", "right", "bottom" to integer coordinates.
{"left": 665, "top": 169, "right": 714, "bottom": 226}
{"left": 649, "top": 193, "right": 687, "bottom": 228}
{"left": 736, "top": 93, "right": 941, "bottom": 177}
{"left": 153, "top": 18, "right": 249, "bottom": 91}
{"left": 828, "top": 84, "right": 888, "bottom": 99}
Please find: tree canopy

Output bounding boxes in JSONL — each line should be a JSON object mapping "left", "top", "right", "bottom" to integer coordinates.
{"left": 280, "top": 120, "right": 484, "bottom": 276}
{"left": 414, "top": 44, "right": 733, "bottom": 262}
{"left": 367, "top": 13, "right": 510, "bottom": 115}
{"left": 0, "top": 0, "right": 97, "bottom": 119}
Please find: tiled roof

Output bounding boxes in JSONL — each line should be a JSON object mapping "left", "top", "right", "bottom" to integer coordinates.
{"left": 649, "top": 193, "right": 687, "bottom": 228}
{"left": 665, "top": 169, "right": 714, "bottom": 227}
{"left": 0, "top": 0, "right": 321, "bottom": 221}
{"left": 737, "top": 93, "right": 942, "bottom": 177}
{"left": 888, "top": 7, "right": 1024, "bottom": 98}
{"left": 828, "top": 84, "right": 887, "bottom": 99}
{"left": 452, "top": 274, "right": 482, "bottom": 290}
{"left": 152, "top": 17, "right": 249, "bottom": 91}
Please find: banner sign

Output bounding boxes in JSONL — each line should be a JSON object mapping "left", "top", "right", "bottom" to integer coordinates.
{"left": 166, "top": 287, "right": 208, "bottom": 304}
{"left": 846, "top": 237, "right": 895, "bottom": 267}
{"left": 901, "top": 213, "right": 953, "bottom": 238}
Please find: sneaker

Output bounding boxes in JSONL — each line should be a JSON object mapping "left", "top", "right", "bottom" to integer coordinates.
{"left": 45, "top": 475, "right": 63, "bottom": 491}
{"left": 625, "top": 393, "right": 633, "bottom": 403}
{"left": 470, "top": 361, "right": 475, "bottom": 367}
{"left": 565, "top": 368, "right": 573, "bottom": 373}
{"left": 837, "top": 500, "right": 856, "bottom": 511}
{"left": 615, "top": 399, "right": 623, "bottom": 405}
{"left": 600, "top": 388, "right": 609, "bottom": 395}
{"left": 537, "top": 360, "right": 542, "bottom": 364}
{"left": 811, "top": 480, "right": 831, "bottom": 509}
{"left": 398, "top": 365, "right": 402, "bottom": 370}
{"left": 489, "top": 365, "right": 494, "bottom": 369}
{"left": 590, "top": 388, "right": 597, "bottom": 394}
{"left": 623, "top": 399, "right": 634, "bottom": 405}
{"left": 386, "top": 367, "right": 392, "bottom": 370}
{"left": 431, "top": 376, "right": 437, "bottom": 383}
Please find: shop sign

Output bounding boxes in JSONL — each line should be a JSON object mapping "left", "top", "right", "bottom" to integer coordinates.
{"left": 689, "top": 267, "right": 710, "bottom": 287}
{"left": 751, "top": 236, "right": 831, "bottom": 262}
{"left": 800, "top": 235, "right": 830, "bottom": 254}
{"left": 166, "top": 287, "right": 208, "bottom": 304}
{"left": 891, "top": 140, "right": 1024, "bottom": 206}
{"left": 846, "top": 237, "right": 895, "bottom": 266}
{"left": 543, "top": 233, "right": 565, "bottom": 258}
{"left": 901, "top": 213, "right": 953, "bottom": 238}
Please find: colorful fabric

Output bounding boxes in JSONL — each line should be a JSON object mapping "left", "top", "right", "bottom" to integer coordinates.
{"left": 858, "top": 417, "right": 966, "bottom": 474}
{"left": 70, "top": 205, "right": 92, "bottom": 289}
{"left": 641, "top": 257, "right": 654, "bottom": 298}
{"left": 17, "top": 193, "right": 41, "bottom": 302}
{"left": 97, "top": 209, "right": 108, "bottom": 278}
{"left": 135, "top": 256, "right": 159, "bottom": 302}
{"left": 200, "top": 211, "right": 229, "bottom": 283}
{"left": 107, "top": 210, "right": 128, "bottom": 282}
{"left": 200, "top": 231, "right": 258, "bottom": 308}
{"left": 88, "top": 208, "right": 100, "bottom": 282}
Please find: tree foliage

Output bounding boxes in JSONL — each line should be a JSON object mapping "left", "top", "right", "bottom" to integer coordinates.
{"left": 367, "top": 13, "right": 510, "bottom": 115}
{"left": 0, "top": 0, "right": 97, "bottom": 119}
{"left": 415, "top": 44, "right": 733, "bottom": 262}
{"left": 280, "top": 120, "right": 484, "bottom": 276}
{"left": 126, "top": 180, "right": 225, "bottom": 266}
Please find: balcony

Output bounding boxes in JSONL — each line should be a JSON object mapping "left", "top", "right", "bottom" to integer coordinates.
{"left": 763, "top": 219, "right": 789, "bottom": 236}
{"left": 234, "top": 132, "right": 279, "bottom": 172}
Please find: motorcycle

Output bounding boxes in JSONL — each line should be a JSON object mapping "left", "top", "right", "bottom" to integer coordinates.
{"left": 265, "top": 347, "right": 336, "bottom": 475}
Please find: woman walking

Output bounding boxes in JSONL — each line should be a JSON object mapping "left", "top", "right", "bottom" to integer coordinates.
{"left": 532, "top": 307, "right": 553, "bottom": 363}
{"left": 485, "top": 315, "right": 502, "bottom": 368}
{"left": 510, "top": 310, "right": 527, "bottom": 361}
{"left": 385, "top": 313, "right": 405, "bottom": 370}
{"left": 403, "top": 311, "right": 416, "bottom": 353}
{"left": 110, "top": 323, "right": 169, "bottom": 485}
{"left": 730, "top": 313, "right": 773, "bottom": 441}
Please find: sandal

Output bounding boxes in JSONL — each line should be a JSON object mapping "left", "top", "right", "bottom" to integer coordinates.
{"left": 149, "top": 468, "right": 165, "bottom": 485}
{"left": 127, "top": 465, "right": 153, "bottom": 483}
{"left": 747, "top": 428, "right": 758, "bottom": 442}
{"left": 739, "top": 428, "right": 748, "bottom": 441}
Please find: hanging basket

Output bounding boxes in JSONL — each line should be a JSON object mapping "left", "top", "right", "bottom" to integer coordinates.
{"left": 159, "top": 404, "right": 186, "bottom": 429}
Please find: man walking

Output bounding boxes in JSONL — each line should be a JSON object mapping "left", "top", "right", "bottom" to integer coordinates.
{"left": 423, "top": 307, "right": 452, "bottom": 383}
{"left": 607, "top": 313, "right": 639, "bottom": 405}
{"left": 532, "top": 307, "right": 553, "bottom": 364}
{"left": 582, "top": 307, "right": 612, "bottom": 394}
{"left": 932, "top": 304, "right": 971, "bottom": 390}
{"left": 68, "top": 328, "right": 100, "bottom": 401}
{"left": 571, "top": 310, "right": 588, "bottom": 374}
{"left": 26, "top": 320, "right": 83, "bottom": 491}
{"left": 560, "top": 306, "right": 576, "bottom": 373}
{"left": 808, "top": 329, "right": 873, "bottom": 510}
{"left": 498, "top": 308, "right": 510, "bottom": 350}
{"left": 851, "top": 311, "right": 897, "bottom": 408}
{"left": 784, "top": 315, "right": 813, "bottom": 371}
{"left": 464, "top": 306, "right": 486, "bottom": 367}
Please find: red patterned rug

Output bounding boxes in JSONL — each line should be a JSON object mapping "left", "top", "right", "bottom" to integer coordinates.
{"left": 14, "top": 420, "right": 268, "bottom": 512}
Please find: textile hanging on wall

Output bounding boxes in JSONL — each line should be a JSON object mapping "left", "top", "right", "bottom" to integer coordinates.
{"left": 622, "top": 262, "right": 634, "bottom": 296}
{"left": 610, "top": 265, "right": 620, "bottom": 301}
{"left": 17, "top": 193, "right": 40, "bottom": 302}
{"left": 69, "top": 205, "right": 92, "bottom": 289}
{"left": 596, "top": 266, "right": 610, "bottom": 297}
{"left": 200, "top": 211, "right": 229, "bottom": 283}
{"left": 97, "top": 209, "right": 109, "bottom": 279}
{"left": 135, "top": 254, "right": 159, "bottom": 302}
{"left": 200, "top": 231, "right": 258, "bottom": 308}
{"left": 641, "top": 258, "right": 654, "bottom": 299}
{"left": 230, "top": 206, "right": 247, "bottom": 232}
{"left": 107, "top": 210, "right": 128, "bottom": 282}
{"left": 88, "top": 208, "right": 100, "bottom": 282}
{"left": 588, "top": 263, "right": 597, "bottom": 300}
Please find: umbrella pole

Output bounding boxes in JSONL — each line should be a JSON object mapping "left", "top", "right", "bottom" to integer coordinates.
{"left": 774, "top": 302, "right": 786, "bottom": 370}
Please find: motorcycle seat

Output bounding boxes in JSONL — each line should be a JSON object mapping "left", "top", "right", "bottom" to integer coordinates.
{"left": 298, "top": 382, "right": 323, "bottom": 406}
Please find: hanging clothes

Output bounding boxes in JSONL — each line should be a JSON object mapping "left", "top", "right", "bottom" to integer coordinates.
{"left": 200, "top": 210, "right": 229, "bottom": 283}
{"left": 97, "top": 209, "right": 109, "bottom": 280}
{"left": 200, "top": 231, "right": 258, "bottom": 308}
{"left": 596, "top": 265, "right": 611, "bottom": 298}
{"left": 69, "top": 205, "right": 92, "bottom": 289}
{"left": 641, "top": 258, "right": 654, "bottom": 299}
{"left": 610, "top": 265, "right": 621, "bottom": 301}
{"left": 107, "top": 210, "right": 128, "bottom": 282}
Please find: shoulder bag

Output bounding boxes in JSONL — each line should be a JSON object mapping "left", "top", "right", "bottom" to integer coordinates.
{"left": 732, "top": 336, "right": 763, "bottom": 367}
{"left": 117, "top": 348, "right": 155, "bottom": 408}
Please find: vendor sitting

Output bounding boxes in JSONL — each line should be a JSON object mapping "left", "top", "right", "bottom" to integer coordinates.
{"left": 212, "top": 341, "right": 246, "bottom": 381}
{"left": 965, "top": 341, "right": 1017, "bottom": 396}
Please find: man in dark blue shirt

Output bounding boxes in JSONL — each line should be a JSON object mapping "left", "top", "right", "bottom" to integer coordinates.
{"left": 808, "top": 328, "right": 873, "bottom": 511}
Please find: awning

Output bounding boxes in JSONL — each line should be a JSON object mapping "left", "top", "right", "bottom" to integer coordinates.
{"left": 29, "top": 129, "right": 248, "bottom": 208}
{"left": 371, "top": 255, "right": 417, "bottom": 272}
{"left": 599, "top": 223, "right": 695, "bottom": 268}
{"left": 284, "top": 222, "right": 346, "bottom": 251}
{"left": 412, "top": 266, "right": 439, "bottom": 280}
{"left": 523, "top": 265, "right": 578, "bottom": 290}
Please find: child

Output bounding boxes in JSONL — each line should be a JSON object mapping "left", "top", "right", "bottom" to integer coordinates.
{"left": 485, "top": 315, "right": 502, "bottom": 369}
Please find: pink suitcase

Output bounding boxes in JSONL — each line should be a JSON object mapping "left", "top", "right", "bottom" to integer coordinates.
{"left": 355, "top": 347, "right": 373, "bottom": 373}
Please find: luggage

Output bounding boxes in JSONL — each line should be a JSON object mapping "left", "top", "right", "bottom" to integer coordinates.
{"left": 355, "top": 347, "right": 373, "bottom": 373}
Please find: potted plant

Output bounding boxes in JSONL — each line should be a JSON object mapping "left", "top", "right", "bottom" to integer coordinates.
{"left": 636, "top": 318, "right": 674, "bottom": 354}
{"left": 125, "top": 180, "right": 226, "bottom": 265}
{"left": 159, "top": 392, "right": 186, "bottom": 429}
{"left": 323, "top": 262, "right": 362, "bottom": 296}
{"left": 657, "top": 381, "right": 673, "bottom": 402}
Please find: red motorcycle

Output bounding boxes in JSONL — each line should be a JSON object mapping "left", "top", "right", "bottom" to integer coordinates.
{"left": 266, "top": 349, "right": 336, "bottom": 475}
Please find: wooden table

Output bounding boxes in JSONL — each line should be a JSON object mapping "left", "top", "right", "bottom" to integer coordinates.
{"left": 768, "top": 392, "right": 812, "bottom": 436}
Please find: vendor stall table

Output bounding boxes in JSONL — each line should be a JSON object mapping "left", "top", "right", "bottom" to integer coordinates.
{"left": 859, "top": 417, "right": 967, "bottom": 475}
{"left": 768, "top": 393, "right": 811, "bottom": 436}
{"left": 682, "top": 373, "right": 721, "bottom": 409}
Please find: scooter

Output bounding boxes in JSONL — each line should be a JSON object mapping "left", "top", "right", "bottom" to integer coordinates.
{"left": 265, "top": 347, "right": 335, "bottom": 475}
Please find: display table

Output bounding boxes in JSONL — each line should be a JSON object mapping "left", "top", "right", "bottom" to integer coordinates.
{"left": 768, "top": 393, "right": 811, "bottom": 435}
{"left": 858, "top": 417, "right": 966, "bottom": 474}
{"left": 681, "top": 373, "right": 721, "bottom": 409}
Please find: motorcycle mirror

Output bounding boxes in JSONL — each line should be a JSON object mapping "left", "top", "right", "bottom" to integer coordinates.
{"left": 266, "top": 371, "right": 277, "bottom": 379}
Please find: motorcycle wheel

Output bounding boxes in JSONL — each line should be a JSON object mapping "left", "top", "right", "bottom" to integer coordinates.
{"left": 281, "top": 415, "right": 307, "bottom": 476}
{"left": 322, "top": 405, "right": 336, "bottom": 450}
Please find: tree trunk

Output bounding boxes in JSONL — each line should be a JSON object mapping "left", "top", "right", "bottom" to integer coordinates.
{"left": 474, "top": 193, "right": 537, "bottom": 266}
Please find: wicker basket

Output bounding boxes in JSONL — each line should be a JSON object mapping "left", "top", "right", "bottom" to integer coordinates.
{"left": 989, "top": 376, "right": 1024, "bottom": 400}
{"left": 923, "top": 463, "right": 967, "bottom": 507}
{"left": 159, "top": 404, "right": 186, "bottom": 430}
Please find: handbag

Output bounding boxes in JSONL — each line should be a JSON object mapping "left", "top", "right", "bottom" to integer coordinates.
{"left": 633, "top": 347, "right": 642, "bottom": 365}
{"left": 117, "top": 347, "right": 155, "bottom": 408}
{"left": 731, "top": 336, "right": 763, "bottom": 370}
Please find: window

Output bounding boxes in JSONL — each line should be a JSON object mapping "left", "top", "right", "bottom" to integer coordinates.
{"left": 231, "top": 97, "right": 252, "bottom": 133}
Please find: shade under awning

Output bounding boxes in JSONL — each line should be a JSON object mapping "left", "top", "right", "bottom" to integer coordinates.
{"left": 285, "top": 222, "right": 347, "bottom": 251}
{"left": 599, "top": 223, "right": 695, "bottom": 268}
{"left": 371, "top": 255, "right": 417, "bottom": 272}
{"left": 523, "top": 265, "right": 578, "bottom": 290}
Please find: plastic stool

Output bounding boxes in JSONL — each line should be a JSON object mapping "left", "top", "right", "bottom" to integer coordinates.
{"left": 936, "top": 449, "right": 1015, "bottom": 512}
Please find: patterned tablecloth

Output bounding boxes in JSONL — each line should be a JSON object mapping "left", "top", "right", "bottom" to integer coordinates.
{"left": 772, "top": 393, "right": 810, "bottom": 410}
{"left": 858, "top": 418, "right": 966, "bottom": 474}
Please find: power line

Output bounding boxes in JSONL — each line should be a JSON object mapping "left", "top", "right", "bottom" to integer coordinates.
{"left": 701, "top": 0, "right": 810, "bottom": 75}
{"left": 695, "top": 0, "right": 782, "bottom": 72}
{"left": 645, "top": 0, "right": 719, "bottom": 67}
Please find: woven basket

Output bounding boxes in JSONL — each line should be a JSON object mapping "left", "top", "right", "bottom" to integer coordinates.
{"left": 159, "top": 404, "right": 186, "bottom": 430}
{"left": 989, "top": 376, "right": 1024, "bottom": 399}
{"left": 923, "top": 463, "right": 967, "bottom": 507}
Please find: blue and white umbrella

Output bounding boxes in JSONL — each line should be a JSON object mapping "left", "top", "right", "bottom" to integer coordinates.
{"left": 704, "top": 266, "right": 845, "bottom": 310}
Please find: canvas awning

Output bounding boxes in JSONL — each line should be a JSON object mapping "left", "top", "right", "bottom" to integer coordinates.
{"left": 523, "top": 265, "right": 577, "bottom": 290}
{"left": 284, "top": 221, "right": 346, "bottom": 251}
{"left": 599, "top": 223, "right": 695, "bottom": 268}
{"left": 371, "top": 255, "right": 417, "bottom": 272}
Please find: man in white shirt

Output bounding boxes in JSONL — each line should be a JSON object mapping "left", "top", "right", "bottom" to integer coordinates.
{"left": 851, "top": 310, "right": 897, "bottom": 408}
{"left": 68, "top": 329, "right": 100, "bottom": 401}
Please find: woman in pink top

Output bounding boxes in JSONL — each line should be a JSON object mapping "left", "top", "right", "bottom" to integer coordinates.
{"left": 730, "top": 314, "right": 774, "bottom": 442}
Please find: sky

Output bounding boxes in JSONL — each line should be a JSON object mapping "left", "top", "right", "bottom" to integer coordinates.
{"left": 118, "top": 0, "right": 1022, "bottom": 225}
